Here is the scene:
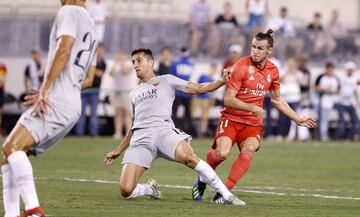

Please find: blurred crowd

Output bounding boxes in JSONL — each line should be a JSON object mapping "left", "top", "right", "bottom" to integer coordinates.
{"left": 1, "top": 0, "right": 360, "bottom": 141}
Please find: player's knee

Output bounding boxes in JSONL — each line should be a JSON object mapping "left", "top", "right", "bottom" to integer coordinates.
{"left": 2, "top": 140, "right": 18, "bottom": 157}
{"left": 0, "top": 152, "right": 8, "bottom": 165}
{"left": 242, "top": 142, "right": 259, "bottom": 153}
{"left": 216, "top": 149, "right": 230, "bottom": 160}
{"left": 119, "top": 184, "right": 134, "bottom": 198}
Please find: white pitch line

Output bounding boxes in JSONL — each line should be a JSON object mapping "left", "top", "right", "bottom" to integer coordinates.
{"left": 63, "top": 177, "right": 360, "bottom": 201}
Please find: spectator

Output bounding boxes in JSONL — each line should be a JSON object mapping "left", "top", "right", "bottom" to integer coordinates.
{"left": 216, "top": 44, "right": 243, "bottom": 106}
{"left": 245, "top": 0, "right": 268, "bottom": 31}
{"left": 191, "top": 63, "right": 217, "bottom": 137}
{"left": 210, "top": 1, "right": 245, "bottom": 57}
{"left": 223, "top": 44, "right": 243, "bottom": 70}
{"left": 298, "top": 55, "right": 311, "bottom": 100}
{"left": 325, "top": 9, "right": 355, "bottom": 57}
{"left": 334, "top": 61, "right": 359, "bottom": 140}
{"left": 315, "top": 63, "right": 340, "bottom": 141}
{"left": 87, "top": 0, "right": 109, "bottom": 42}
{"left": 171, "top": 47, "right": 193, "bottom": 133}
{"left": 308, "top": 12, "right": 323, "bottom": 31}
{"left": 326, "top": 9, "right": 347, "bottom": 37}
{"left": 156, "top": 46, "right": 173, "bottom": 76}
{"left": 189, "top": 0, "right": 212, "bottom": 56}
{"left": 23, "top": 48, "right": 45, "bottom": 94}
{"left": 108, "top": 50, "right": 137, "bottom": 139}
{"left": 278, "top": 58, "right": 305, "bottom": 141}
{"left": 75, "top": 43, "right": 106, "bottom": 136}
{"left": 267, "top": 7, "right": 295, "bottom": 38}
{"left": 0, "top": 61, "right": 6, "bottom": 134}
{"left": 266, "top": 7, "right": 303, "bottom": 60}
{"left": 306, "top": 12, "right": 336, "bottom": 56}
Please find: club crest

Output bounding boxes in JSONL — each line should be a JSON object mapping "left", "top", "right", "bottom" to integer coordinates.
{"left": 152, "top": 80, "right": 160, "bottom": 86}
{"left": 248, "top": 66, "right": 255, "bottom": 74}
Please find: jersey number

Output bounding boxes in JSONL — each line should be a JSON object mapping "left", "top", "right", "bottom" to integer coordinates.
{"left": 74, "top": 32, "right": 97, "bottom": 70}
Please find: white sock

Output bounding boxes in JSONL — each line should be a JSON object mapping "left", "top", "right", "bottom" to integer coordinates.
{"left": 7, "top": 151, "right": 40, "bottom": 210}
{"left": 194, "top": 160, "right": 232, "bottom": 199}
{"left": 127, "top": 184, "right": 154, "bottom": 199}
{"left": 2, "top": 165, "right": 20, "bottom": 217}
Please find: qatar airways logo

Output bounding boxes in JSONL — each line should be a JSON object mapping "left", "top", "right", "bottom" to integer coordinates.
{"left": 133, "top": 88, "right": 158, "bottom": 105}
{"left": 244, "top": 83, "right": 266, "bottom": 96}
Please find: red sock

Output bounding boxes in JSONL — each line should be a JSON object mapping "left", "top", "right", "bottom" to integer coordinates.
{"left": 205, "top": 149, "right": 226, "bottom": 170}
{"left": 225, "top": 152, "right": 253, "bottom": 190}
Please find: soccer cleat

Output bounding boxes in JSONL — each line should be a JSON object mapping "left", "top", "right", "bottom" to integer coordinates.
{"left": 147, "top": 179, "right": 162, "bottom": 199}
{"left": 225, "top": 195, "right": 246, "bottom": 206}
{"left": 192, "top": 177, "right": 207, "bottom": 201}
{"left": 211, "top": 192, "right": 223, "bottom": 204}
{"left": 211, "top": 193, "right": 246, "bottom": 206}
{"left": 21, "top": 207, "right": 46, "bottom": 217}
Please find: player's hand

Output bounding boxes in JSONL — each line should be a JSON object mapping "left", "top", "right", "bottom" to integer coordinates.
{"left": 252, "top": 105, "right": 265, "bottom": 118}
{"left": 296, "top": 116, "right": 316, "bottom": 128}
{"left": 222, "top": 67, "right": 234, "bottom": 83}
{"left": 23, "top": 91, "right": 39, "bottom": 107}
{"left": 104, "top": 149, "right": 121, "bottom": 167}
{"left": 33, "top": 88, "right": 50, "bottom": 118}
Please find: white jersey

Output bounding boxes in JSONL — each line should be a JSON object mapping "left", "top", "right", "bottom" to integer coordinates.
{"left": 130, "top": 74, "right": 188, "bottom": 130}
{"left": 47, "top": 5, "right": 97, "bottom": 113}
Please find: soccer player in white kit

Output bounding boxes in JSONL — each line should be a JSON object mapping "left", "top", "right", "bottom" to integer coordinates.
{"left": 104, "top": 48, "right": 245, "bottom": 206}
{"left": 1, "top": 0, "right": 97, "bottom": 216}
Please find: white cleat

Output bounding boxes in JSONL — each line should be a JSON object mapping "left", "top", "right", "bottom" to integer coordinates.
{"left": 147, "top": 179, "right": 162, "bottom": 199}
{"left": 224, "top": 195, "right": 246, "bottom": 206}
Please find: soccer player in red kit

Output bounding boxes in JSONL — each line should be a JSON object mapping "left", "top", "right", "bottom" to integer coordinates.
{"left": 192, "top": 29, "right": 316, "bottom": 204}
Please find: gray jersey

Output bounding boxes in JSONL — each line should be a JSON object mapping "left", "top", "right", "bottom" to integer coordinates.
{"left": 130, "top": 74, "right": 188, "bottom": 129}
{"left": 47, "top": 5, "right": 97, "bottom": 114}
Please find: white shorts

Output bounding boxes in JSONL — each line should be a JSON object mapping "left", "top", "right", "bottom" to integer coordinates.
{"left": 18, "top": 104, "right": 80, "bottom": 156}
{"left": 122, "top": 126, "right": 192, "bottom": 168}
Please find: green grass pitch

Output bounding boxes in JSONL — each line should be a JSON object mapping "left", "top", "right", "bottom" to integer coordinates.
{"left": 1, "top": 137, "right": 359, "bottom": 216}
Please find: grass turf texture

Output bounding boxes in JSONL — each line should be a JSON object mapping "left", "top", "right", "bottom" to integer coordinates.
{"left": 1, "top": 137, "right": 359, "bottom": 217}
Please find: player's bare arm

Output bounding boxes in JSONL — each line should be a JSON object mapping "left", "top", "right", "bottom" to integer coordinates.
{"left": 224, "top": 88, "right": 265, "bottom": 117}
{"left": 35, "top": 35, "right": 75, "bottom": 116}
{"left": 81, "top": 65, "right": 96, "bottom": 89}
{"left": 269, "top": 89, "right": 316, "bottom": 128}
{"left": 104, "top": 106, "right": 134, "bottom": 167}
{"left": 104, "top": 130, "right": 133, "bottom": 166}
{"left": 184, "top": 68, "right": 233, "bottom": 94}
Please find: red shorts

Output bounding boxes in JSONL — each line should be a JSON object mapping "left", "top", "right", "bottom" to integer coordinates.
{"left": 212, "top": 118, "right": 263, "bottom": 150}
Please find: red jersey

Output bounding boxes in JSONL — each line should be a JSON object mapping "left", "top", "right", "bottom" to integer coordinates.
{"left": 221, "top": 56, "right": 280, "bottom": 126}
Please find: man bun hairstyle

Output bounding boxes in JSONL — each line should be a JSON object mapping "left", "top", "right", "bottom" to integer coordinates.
{"left": 255, "top": 29, "right": 274, "bottom": 48}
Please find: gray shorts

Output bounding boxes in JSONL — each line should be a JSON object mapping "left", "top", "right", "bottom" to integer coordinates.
{"left": 18, "top": 104, "right": 80, "bottom": 156}
{"left": 122, "top": 127, "right": 192, "bottom": 168}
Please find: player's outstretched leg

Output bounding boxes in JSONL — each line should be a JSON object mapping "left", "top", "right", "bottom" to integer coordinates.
{"left": 175, "top": 140, "right": 245, "bottom": 205}
{"left": 211, "top": 192, "right": 246, "bottom": 206}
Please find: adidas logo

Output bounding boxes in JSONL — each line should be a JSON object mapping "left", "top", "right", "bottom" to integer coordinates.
{"left": 249, "top": 75, "right": 255, "bottom": 80}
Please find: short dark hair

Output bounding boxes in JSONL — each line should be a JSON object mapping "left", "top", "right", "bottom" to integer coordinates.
{"left": 161, "top": 46, "right": 172, "bottom": 53}
{"left": 325, "top": 62, "right": 334, "bottom": 68}
{"left": 131, "top": 48, "right": 154, "bottom": 60}
{"left": 255, "top": 29, "right": 274, "bottom": 48}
